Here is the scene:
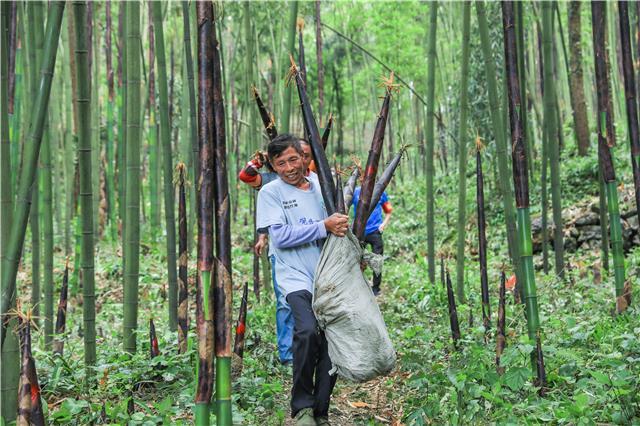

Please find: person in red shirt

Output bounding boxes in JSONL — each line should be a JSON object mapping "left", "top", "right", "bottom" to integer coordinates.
{"left": 239, "top": 141, "right": 313, "bottom": 190}
{"left": 237, "top": 140, "right": 315, "bottom": 366}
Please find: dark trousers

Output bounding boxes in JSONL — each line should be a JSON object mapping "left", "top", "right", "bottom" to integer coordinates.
{"left": 363, "top": 230, "right": 384, "bottom": 292}
{"left": 286, "top": 290, "right": 337, "bottom": 418}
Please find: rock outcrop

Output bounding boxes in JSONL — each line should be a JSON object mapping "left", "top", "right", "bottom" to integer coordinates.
{"left": 531, "top": 186, "right": 639, "bottom": 253}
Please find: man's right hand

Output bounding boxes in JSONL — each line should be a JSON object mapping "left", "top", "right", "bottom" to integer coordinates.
{"left": 324, "top": 213, "right": 349, "bottom": 237}
{"left": 254, "top": 234, "right": 268, "bottom": 256}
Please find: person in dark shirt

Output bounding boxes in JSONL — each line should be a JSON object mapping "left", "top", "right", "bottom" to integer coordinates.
{"left": 349, "top": 187, "right": 392, "bottom": 295}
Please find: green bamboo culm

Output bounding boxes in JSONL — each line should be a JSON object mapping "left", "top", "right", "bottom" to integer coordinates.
{"left": 41, "top": 27, "right": 55, "bottom": 346}
{"left": 501, "top": 1, "right": 545, "bottom": 383}
{"left": 540, "top": 106, "right": 550, "bottom": 274}
{"left": 0, "top": 1, "right": 65, "bottom": 348}
{"left": 454, "top": 1, "right": 471, "bottom": 303}
{"left": 123, "top": 0, "right": 142, "bottom": 354}
{"left": 424, "top": 1, "right": 438, "bottom": 285}
{"left": 475, "top": 0, "right": 521, "bottom": 289}
{"left": 0, "top": 1, "right": 20, "bottom": 422}
{"left": 90, "top": 9, "right": 101, "bottom": 239}
{"left": 32, "top": 0, "right": 54, "bottom": 345}
{"left": 212, "top": 6, "right": 233, "bottom": 422}
{"left": 72, "top": 0, "right": 97, "bottom": 372}
{"left": 28, "top": 1, "right": 43, "bottom": 326}
{"left": 181, "top": 0, "right": 198, "bottom": 252}
{"left": 151, "top": 0, "right": 179, "bottom": 331}
{"left": 147, "top": 10, "right": 160, "bottom": 236}
{"left": 105, "top": 0, "right": 117, "bottom": 240}
{"left": 118, "top": 1, "right": 127, "bottom": 248}
{"left": 591, "top": 2, "right": 628, "bottom": 313}
{"left": 542, "top": 1, "right": 564, "bottom": 279}
{"left": 280, "top": 1, "right": 298, "bottom": 133}
{"left": 42, "top": 99, "right": 54, "bottom": 349}
{"left": 244, "top": 2, "right": 256, "bottom": 155}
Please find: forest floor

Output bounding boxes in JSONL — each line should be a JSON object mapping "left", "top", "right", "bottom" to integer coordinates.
{"left": 16, "top": 165, "right": 640, "bottom": 424}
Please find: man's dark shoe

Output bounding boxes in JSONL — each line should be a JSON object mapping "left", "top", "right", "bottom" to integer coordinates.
{"left": 372, "top": 286, "right": 381, "bottom": 296}
{"left": 294, "top": 408, "right": 316, "bottom": 426}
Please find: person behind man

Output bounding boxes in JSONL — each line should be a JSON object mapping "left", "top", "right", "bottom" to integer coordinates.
{"left": 238, "top": 141, "right": 313, "bottom": 190}
{"left": 349, "top": 185, "right": 392, "bottom": 295}
{"left": 238, "top": 141, "right": 314, "bottom": 366}
{"left": 257, "top": 134, "right": 348, "bottom": 425}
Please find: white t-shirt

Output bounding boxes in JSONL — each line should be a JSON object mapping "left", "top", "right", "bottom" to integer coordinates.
{"left": 256, "top": 174, "right": 327, "bottom": 296}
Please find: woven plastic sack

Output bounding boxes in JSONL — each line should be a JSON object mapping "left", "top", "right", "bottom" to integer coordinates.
{"left": 312, "top": 231, "right": 396, "bottom": 382}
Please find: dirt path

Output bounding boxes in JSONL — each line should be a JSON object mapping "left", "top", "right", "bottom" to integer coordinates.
{"left": 281, "top": 370, "right": 406, "bottom": 425}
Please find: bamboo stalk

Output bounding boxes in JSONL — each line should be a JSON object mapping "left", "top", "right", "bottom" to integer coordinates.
{"left": 176, "top": 163, "right": 189, "bottom": 354}
{"left": 502, "top": 0, "right": 544, "bottom": 380}
{"left": 476, "top": 0, "right": 521, "bottom": 288}
{"left": 368, "top": 146, "right": 406, "bottom": 219}
{"left": 0, "top": 3, "right": 11, "bottom": 300}
{"left": 252, "top": 199, "right": 260, "bottom": 302}
{"left": 445, "top": 270, "right": 461, "bottom": 348}
{"left": 73, "top": 0, "right": 97, "bottom": 372}
{"left": 151, "top": 0, "right": 179, "bottom": 332}
{"left": 1, "top": 2, "right": 64, "bottom": 350}
{"left": 335, "top": 169, "right": 345, "bottom": 215}
{"left": 28, "top": 1, "right": 42, "bottom": 328}
{"left": 123, "top": 0, "right": 141, "bottom": 355}
{"left": 280, "top": 2, "right": 299, "bottom": 134}
{"left": 542, "top": 1, "right": 564, "bottom": 279}
{"left": 476, "top": 143, "right": 490, "bottom": 334}
{"left": 195, "top": 2, "right": 215, "bottom": 422}
{"left": 297, "top": 17, "right": 307, "bottom": 89}
{"left": 0, "top": 4, "right": 18, "bottom": 416}
{"left": 425, "top": 2, "right": 438, "bottom": 285}
{"left": 496, "top": 271, "right": 506, "bottom": 374}
{"left": 17, "top": 313, "right": 45, "bottom": 426}
{"left": 454, "top": 1, "right": 471, "bottom": 302}
{"left": 591, "top": 1, "right": 628, "bottom": 313}
{"left": 535, "top": 332, "right": 547, "bottom": 395}
{"left": 618, "top": 1, "right": 640, "bottom": 228}
{"left": 212, "top": 7, "right": 233, "bottom": 422}
{"left": 233, "top": 282, "right": 249, "bottom": 359}
{"left": 53, "top": 261, "right": 69, "bottom": 355}
{"left": 147, "top": 9, "right": 160, "bottom": 234}
{"left": 252, "top": 85, "right": 278, "bottom": 140}
{"left": 149, "top": 318, "right": 160, "bottom": 358}
{"left": 182, "top": 0, "right": 199, "bottom": 251}
{"left": 105, "top": 0, "right": 116, "bottom": 240}
{"left": 289, "top": 56, "right": 337, "bottom": 214}
{"left": 117, "top": 1, "right": 127, "bottom": 236}
{"left": 321, "top": 113, "right": 333, "bottom": 150}
{"left": 352, "top": 76, "right": 394, "bottom": 240}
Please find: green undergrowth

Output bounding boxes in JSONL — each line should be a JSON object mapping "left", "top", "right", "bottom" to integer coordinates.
{"left": 14, "top": 174, "right": 640, "bottom": 425}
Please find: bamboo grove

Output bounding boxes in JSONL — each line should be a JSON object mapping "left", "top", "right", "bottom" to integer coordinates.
{"left": 1, "top": 0, "right": 640, "bottom": 424}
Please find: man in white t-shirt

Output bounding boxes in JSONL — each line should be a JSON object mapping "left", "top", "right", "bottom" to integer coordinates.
{"left": 257, "top": 134, "right": 348, "bottom": 425}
